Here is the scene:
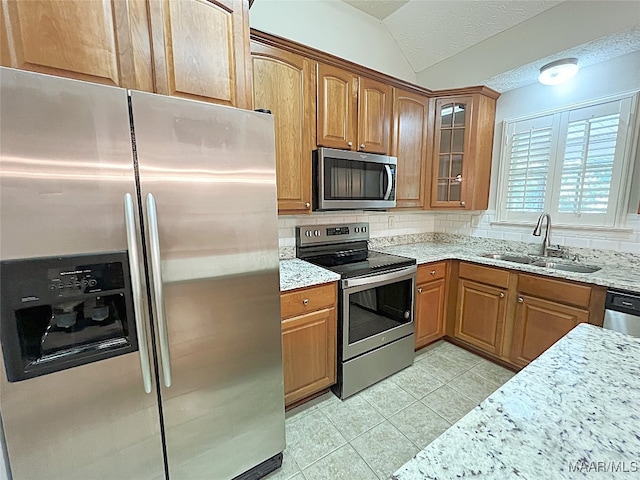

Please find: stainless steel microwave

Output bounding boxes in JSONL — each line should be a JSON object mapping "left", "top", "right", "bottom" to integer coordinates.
{"left": 312, "top": 147, "right": 397, "bottom": 210}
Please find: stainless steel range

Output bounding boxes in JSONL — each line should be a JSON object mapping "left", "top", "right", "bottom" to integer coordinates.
{"left": 296, "top": 223, "right": 416, "bottom": 399}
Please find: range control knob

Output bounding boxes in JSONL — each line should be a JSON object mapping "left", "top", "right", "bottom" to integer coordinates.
{"left": 362, "top": 226, "right": 367, "bottom": 233}
{"left": 355, "top": 227, "right": 360, "bottom": 233}
{"left": 314, "top": 230, "right": 320, "bottom": 237}
{"left": 305, "top": 230, "right": 312, "bottom": 237}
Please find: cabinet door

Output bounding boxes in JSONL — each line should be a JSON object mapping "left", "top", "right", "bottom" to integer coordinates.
{"left": 281, "top": 307, "right": 336, "bottom": 406}
{"left": 455, "top": 279, "right": 507, "bottom": 355}
{"left": 357, "top": 77, "right": 391, "bottom": 154}
{"left": 415, "top": 279, "right": 446, "bottom": 349}
{"left": 149, "top": 0, "right": 251, "bottom": 108}
{"left": 510, "top": 295, "right": 589, "bottom": 368}
{"left": 431, "top": 96, "right": 473, "bottom": 209}
{"left": 317, "top": 63, "right": 358, "bottom": 150}
{"left": 0, "top": 0, "right": 142, "bottom": 87}
{"left": 391, "top": 88, "right": 430, "bottom": 208}
{"left": 251, "top": 43, "right": 314, "bottom": 214}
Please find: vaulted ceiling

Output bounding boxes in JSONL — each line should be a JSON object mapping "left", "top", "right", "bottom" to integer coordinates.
{"left": 341, "top": 0, "right": 640, "bottom": 91}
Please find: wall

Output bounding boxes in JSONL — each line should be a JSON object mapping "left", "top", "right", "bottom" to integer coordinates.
{"left": 250, "top": 0, "right": 416, "bottom": 83}
{"left": 434, "top": 50, "right": 640, "bottom": 254}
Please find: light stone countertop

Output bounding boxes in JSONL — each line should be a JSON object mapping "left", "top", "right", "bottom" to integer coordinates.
{"left": 279, "top": 258, "right": 340, "bottom": 292}
{"left": 280, "top": 241, "right": 639, "bottom": 293}
{"left": 374, "top": 242, "right": 640, "bottom": 294}
{"left": 392, "top": 323, "right": 640, "bottom": 479}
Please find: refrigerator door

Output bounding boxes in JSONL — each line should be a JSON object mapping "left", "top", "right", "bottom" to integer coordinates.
{"left": 0, "top": 69, "right": 164, "bottom": 479}
{"left": 130, "top": 91, "right": 285, "bottom": 479}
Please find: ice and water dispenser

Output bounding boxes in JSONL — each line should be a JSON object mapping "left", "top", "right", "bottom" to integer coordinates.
{"left": 0, "top": 252, "right": 138, "bottom": 382}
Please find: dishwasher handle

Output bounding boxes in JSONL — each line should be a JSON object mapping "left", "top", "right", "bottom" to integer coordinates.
{"left": 606, "top": 291, "right": 640, "bottom": 316}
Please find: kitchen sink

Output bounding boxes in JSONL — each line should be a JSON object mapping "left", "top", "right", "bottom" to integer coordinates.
{"left": 479, "top": 253, "right": 533, "bottom": 264}
{"left": 531, "top": 261, "right": 601, "bottom": 274}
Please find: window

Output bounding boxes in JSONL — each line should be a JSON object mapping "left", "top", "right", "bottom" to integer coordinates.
{"left": 497, "top": 94, "right": 638, "bottom": 228}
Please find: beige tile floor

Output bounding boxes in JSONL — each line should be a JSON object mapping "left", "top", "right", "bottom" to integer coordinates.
{"left": 266, "top": 340, "right": 515, "bottom": 480}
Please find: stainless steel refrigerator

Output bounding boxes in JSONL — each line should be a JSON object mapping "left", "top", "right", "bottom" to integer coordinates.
{"left": 0, "top": 67, "right": 285, "bottom": 480}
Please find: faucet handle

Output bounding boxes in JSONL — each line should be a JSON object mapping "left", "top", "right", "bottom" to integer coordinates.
{"left": 546, "top": 245, "right": 564, "bottom": 258}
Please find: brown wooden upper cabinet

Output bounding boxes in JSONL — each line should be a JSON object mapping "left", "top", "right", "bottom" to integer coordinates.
{"left": 149, "top": 0, "right": 251, "bottom": 108}
{"left": 430, "top": 93, "right": 496, "bottom": 210}
{"left": 0, "top": 0, "right": 150, "bottom": 88}
{"left": 251, "top": 42, "right": 315, "bottom": 214}
{"left": 1, "top": 0, "right": 252, "bottom": 108}
{"left": 317, "top": 63, "right": 391, "bottom": 154}
{"left": 391, "top": 88, "right": 431, "bottom": 208}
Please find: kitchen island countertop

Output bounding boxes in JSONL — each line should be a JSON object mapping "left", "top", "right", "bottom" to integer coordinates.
{"left": 392, "top": 323, "right": 640, "bottom": 479}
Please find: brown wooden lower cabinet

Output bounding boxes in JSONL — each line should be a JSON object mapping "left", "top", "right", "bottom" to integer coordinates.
{"left": 509, "top": 294, "right": 589, "bottom": 368}
{"left": 455, "top": 278, "right": 507, "bottom": 355}
{"left": 415, "top": 262, "right": 447, "bottom": 349}
{"left": 280, "top": 282, "right": 337, "bottom": 407}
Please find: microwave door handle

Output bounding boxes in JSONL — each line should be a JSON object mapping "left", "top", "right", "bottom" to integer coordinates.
{"left": 146, "top": 193, "right": 172, "bottom": 388}
{"left": 383, "top": 165, "right": 393, "bottom": 200}
{"left": 124, "top": 193, "right": 153, "bottom": 394}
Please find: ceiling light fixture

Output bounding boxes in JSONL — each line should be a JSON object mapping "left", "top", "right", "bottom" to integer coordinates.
{"left": 538, "top": 58, "right": 579, "bottom": 85}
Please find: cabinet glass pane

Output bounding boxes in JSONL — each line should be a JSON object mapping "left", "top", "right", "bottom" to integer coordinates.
{"left": 440, "top": 129, "right": 451, "bottom": 153}
{"left": 452, "top": 129, "right": 464, "bottom": 152}
{"left": 449, "top": 181, "right": 461, "bottom": 201}
{"left": 438, "top": 155, "right": 450, "bottom": 178}
{"left": 453, "top": 103, "right": 466, "bottom": 127}
{"left": 451, "top": 154, "right": 463, "bottom": 177}
{"left": 437, "top": 180, "right": 448, "bottom": 200}
{"left": 440, "top": 103, "right": 454, "bottom": 127}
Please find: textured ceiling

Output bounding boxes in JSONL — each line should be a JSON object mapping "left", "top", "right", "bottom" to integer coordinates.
{"left": 344, "top": 0, "right": 564, "bottom": 72}
{"left": 342, "top": 0, "right": 408, "bottom": 20}
{"left": 482, "top": 26, "right": 640, "bottom": 92}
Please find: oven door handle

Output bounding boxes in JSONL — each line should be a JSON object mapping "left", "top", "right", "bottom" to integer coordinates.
{"left": 382, "top": 165, "right": 393, "bottom": 200}
{"left": 342, "top": 265, "right": 417, "bottom": 290}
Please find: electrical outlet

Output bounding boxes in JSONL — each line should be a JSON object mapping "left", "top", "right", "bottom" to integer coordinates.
{"left": 388, "top": 215, "right": 395, "bottom": 229}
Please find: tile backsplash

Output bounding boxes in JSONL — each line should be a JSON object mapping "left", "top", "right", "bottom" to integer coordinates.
{"left": 278, "top": 210, "right": 640, "bottom": 258}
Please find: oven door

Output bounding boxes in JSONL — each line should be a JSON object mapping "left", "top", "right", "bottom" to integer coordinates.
{"left": 341, "top": 266, "right": 416, "bottom": 360}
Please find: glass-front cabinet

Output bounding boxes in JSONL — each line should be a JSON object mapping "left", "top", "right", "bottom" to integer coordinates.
{"left": 429, "top": 93, "right": 497, "bottom": 210}
{"left": 431, "top": 96, "right": 472, "bottom": 207}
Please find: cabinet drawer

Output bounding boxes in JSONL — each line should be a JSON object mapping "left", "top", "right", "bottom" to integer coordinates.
{"left": 459, "top": 262, "right": 509, "bottom": 289}
{"left": 517, "top": 274, "right": 591, "bottom": 308}
{"left": 417, "top": 262, "right": 447, "bottom": 284}
{"left": 281, "top": 283, "right": 337, "bottom": 319}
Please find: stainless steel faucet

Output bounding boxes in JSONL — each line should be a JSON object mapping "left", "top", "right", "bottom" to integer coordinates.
{"left": 533, "top": 213, "right": 552, "bottom": 256}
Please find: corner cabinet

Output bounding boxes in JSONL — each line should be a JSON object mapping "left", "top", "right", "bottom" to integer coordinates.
{"left": 317, "top": 63, "right": 391, "bottom": 154}
{"left": 391, "top": 88, "right": 431, "bottom": 209}
{"left": 280, "top": 283, "right": 337, "bottom": 407}
{"left": 149, "top": 0, "right": 252, "bottom": 108}
{"left": 430, "top": 93, "right": 496, "bottom": 210}
{"left": 251, "top": 42, "right": 315, "bottom": 214}
{"left": 415, "top": 262, "right": 448, "bottom": 349}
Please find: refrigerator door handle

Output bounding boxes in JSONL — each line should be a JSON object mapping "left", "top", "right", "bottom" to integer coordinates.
{"left": 124, "top": 193, "right": 153, "bottom": 394}
{"left": 146, "top": 193, "right": 172, "bottom": 388}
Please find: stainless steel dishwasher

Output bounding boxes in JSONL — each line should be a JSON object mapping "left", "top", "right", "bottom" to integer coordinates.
{"left": 603, "top": 290, "right": 640, "bottom": 337}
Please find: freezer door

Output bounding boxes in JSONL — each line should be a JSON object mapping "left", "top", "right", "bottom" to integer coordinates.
{"left": 0, "top": 68, "right": 164, "bottom": 480}
{"left": 130, "top": 91, "right": 285, "bottom": 479}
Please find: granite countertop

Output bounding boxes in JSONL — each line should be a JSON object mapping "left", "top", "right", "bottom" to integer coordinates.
{"left": 392, "top": 323, "right": 640, "bottom": 479}
{"left": 280, "top": 241, "right": 639, "bottom": 293}
{"left": 374, "top": 242, "right": 640, "bottom": 293}
{"left": 279, "top": 258, "right": 341, "bottom": 292}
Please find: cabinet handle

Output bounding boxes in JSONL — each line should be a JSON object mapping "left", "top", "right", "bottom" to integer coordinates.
{"left": 460, "top": 201, "right": 466, "bottom": 207}
{"left": 417, "top": 287, "right": 423, "bottom": 293}
{"left": 455, "top": 174, "right": 462, "bottom": 182}
{"left": 303, "top": 298, "right": 309, "bottom": 305}
{"left": 360, "top": 143, "right": 365, "bottom": 148}
{"left": 305, "top": 202, "right": 310, "bottom": 209}
{"left": 499, "top": 292, "right": 505, "bottom": 298}
{"left": 347, "top": 141, "right": 353, "bottom": 147}
{"left": 518, "top": 297, "right": 524, "bottom": 303}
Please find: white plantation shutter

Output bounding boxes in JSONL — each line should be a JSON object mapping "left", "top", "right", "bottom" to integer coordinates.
{"left": 498, "top": 95, "right": 636, "bottom": 228}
